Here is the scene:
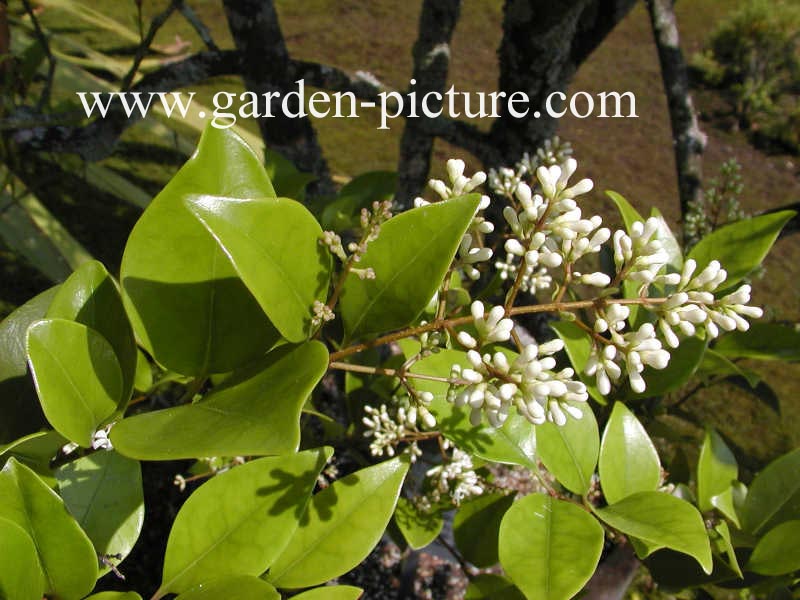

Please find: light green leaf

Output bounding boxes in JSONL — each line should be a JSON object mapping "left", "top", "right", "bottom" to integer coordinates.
{"left": 599, "top": 402, "right": 661, "bottom": 504}
{"left": 407, "top": 347, "right": 538, "bottom": 469}
{"left": 291, "top": 586, "right": 364, "bottom": 600}
{"left": 121, "top": 125, "right": 280, "bottom": 376}
{"left": 339, "top": 195, "right": 480, "bottom": 340}
{"left": 156, "top": 448, "right": 330, "bottom": 597}
{"left": 47, "top": 260, "right": 137, "bottom": 406}
{"left": 688, "top": 211, "right": 795, "bottom": 288}
{"left": 84, "top": 593, "right": 143, "bottom": 600}
{"left": 0, "top": 517, "right": 45, "bottom": 600}
{"left": 27, "top": 319, "right": 122, "bottom": 447}
{"left": 499, "top": 493, "right": 604, "bottom": 600}
{"left": 0, "top": 430, "right": 65, "bottom": 486}
{"left": 536, "top": 408, "right": 599, "bottom": 495}
{"left": 111, "top": 342, "right": 327, "bottom": 460}
{"left": 741, "top": 448, "right": 800, "bottom": 535}
{"left": 134, "top": 349, "right": 153, "bottom": 393}
{"left": 698, "top": 429, "right": 739, "bottom": 525}
{"left": 454, "top": 493, "right": 514, "bottom": 568}
{"left": 606, "top": 190, "right": 644, "bottom": 231}
{"left": 746, "top": 520, "right": 800, "bottom": 575}
{"left": 176, "top": 576, "right": 280, "bottom": 600}
{"left": 56, "top": 451, "right": 143, "bottom": 573}
{"left": 264, "top": 147, "right": 316, "bottom": 201}
{"left": 267, "top": 457, "right": 409, "bottom": 588}
{"left": 465, "top": 574, "right": 525, "bottom": 600}
{"left": 714, "top": 323, "right": 800, "bottom": 362}
{"left": 185, "top": 195, "right": 331, "bottom": 342}
{"left": 0, "top": 287, "right": 57, "bottom": 443}
{"left": 594, "top": 491, "right": 712, "bottom": 573}
{"left": 551, "top": 321, "right": 605, "bottom": 404}
{"left": 713, "top": 521, "right": 742, "bottom": 579}
{"left": 0, "top": 458, "right": 97, "bottom": 599}
{"left": 394, "top": 497, "right": 443, "bottom": 550}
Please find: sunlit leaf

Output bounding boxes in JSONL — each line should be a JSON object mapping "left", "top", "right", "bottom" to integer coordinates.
{"left": 0, "top": 517, "right": 45, "bottom": 600}
{"left": 536, "top": 408, "right": 599, "bottom": 495}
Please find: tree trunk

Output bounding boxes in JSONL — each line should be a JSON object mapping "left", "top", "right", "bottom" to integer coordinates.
{"left": 395, "top": 0, "right": 461, "bottom": 207}
{"left": 222, "top": 0, "right": 334, "bottom": 195}
{"left": 646, "top": 0, "right": 706, "bottom": 224}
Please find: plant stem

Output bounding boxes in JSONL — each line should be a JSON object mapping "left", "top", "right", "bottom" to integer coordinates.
{"left": 329, "top": 361, "right": 466, "bottom": 385}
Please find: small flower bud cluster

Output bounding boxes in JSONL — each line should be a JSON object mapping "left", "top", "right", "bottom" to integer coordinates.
{"left": 362, "top": 401, "right": 433, "bottom": 462}
{"left": 425, "top": 448, "right": 484, "bottom": 506}
{"left": 656, "top": 259, "right": 763, "bottom": 346}
{"left": 488, "top": 137, "right": 573, "bottom": 198}
{"left": 449, "top": 338, "right": 588, "bottom": 427}
{"left": 311, "top": 300, "right": 335, "bottom": 328}
{"left": 612, "top": 217, "right": 673, "bottom": 292}
{"left": 456, "top": 301, "right": 514, "bottom": 349}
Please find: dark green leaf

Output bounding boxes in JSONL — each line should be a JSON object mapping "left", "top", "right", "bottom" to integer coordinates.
{"left": 499, "top": 493, "right": 604, "bottom": 600}
{"left": 599, "top": 402, "right": 661, "bottom": 504}
{"left": 594, "top": 491, "right": 712, "bottom": 573}
{"left": 267, "top": 457, "right": 409, "bottom": 588}
{"left": 746, "top": 520, "right": 800, "bottom": 575}
{"left": 156, "top": 448, "right": 330, "bottom": 597}
{"left": 714, "top": 323, "right": 800, "bottom": 362}
{"left": 111, "top": 342, "right": 327, "bottom": 460}
{"left": 47, "top": 260, "right": 137, "bottom": 405}
{"left": 340, "top": 195, "right": 480, "bottom": 339}
{"left": 84, "top": 593, "right": 142, "bottom": 600}
{"left": 0, "top": 287, "right": 57, "bottom": 443}
{"left": 176, "top": 575, "right": 280, "bottom": 600}
{"left": 0, "top": 430, "right": 65, "bottom": 486}
{"left": 0, "top": 458, "right": 97, "bottom": 599}
{"left": 624, "top": 337, "right": 706, "bottom": 400}
{"left": 698, "top": 349, "right": 761, "bottom": 388}
{"left": 121, "top": 125, "right": 280, "bottom": 376}
{"left": 537, "top": 408, "right": 599, "bottom": 495}
{"left": 688, "top": 211, "right": 795, "bottom": 288}
{"left": 742, "top": 448, "right": 800, "bottom": 535}
{"left": 264, "top": 147, "right": 315, "bottom": 201}
{"left": 698, "top": 429, "right": 739, "bottom": 525}
{"left": 393, "top": 497, "right": 443, "bottom": 550}
{"left": 453, "top": 493, "right": 514, "bottom": 568}
{"left": 321, "top": 171, "right": 397, "bottom": 230}
{"left": 185, "top": 195, "right": 331, "bottom": 342}
{"left": 465, "top": 574, "right": 525, "bottom": 600}
{"left": 27, "top": 318, "right": 122, "bottom": 447}
{"left": 56, "top": 451, "right": 143, "bottom": 573}
{"left": 0, "top": 517, "right": 45, "bottom": 600}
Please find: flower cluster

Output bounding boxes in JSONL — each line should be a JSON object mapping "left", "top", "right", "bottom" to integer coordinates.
{"left": 424, "top": 447, "right": 484, "bottom": 506}
{"left": 449, "top": 334, "right": 588, "bottom": 427}
{"left": 362, "top": 402, "right": 432, "bottom": 461}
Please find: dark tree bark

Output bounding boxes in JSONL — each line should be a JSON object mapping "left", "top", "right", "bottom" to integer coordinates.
{"left": 222, "top": 0, "right": 333, "bottom": 195}
{"left": 395, "top": 0, "right": 461, "bottom": 206}
{"left": 488, "top": 0, "right": 637, "bottom": 167}
{"left": 646, "top": 0, "right": 706, "bottom": 223}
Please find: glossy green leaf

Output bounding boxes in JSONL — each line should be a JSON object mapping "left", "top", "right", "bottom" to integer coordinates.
{"left": 746, "top": 520, "right": 800, "bottom": 575}
{"left": 27, "top": 318, "right": 122, "bottom": 447}
{"left": 551, "top": 321, "right": 605, "bottom": 404}
{"left": 688, "top": 211, "right": 795, "bottom": 288}
{"left": 594, "top": 491, "right": 712, "bottom": 573}
{"left": 321, "top": 170, "right": 397, "bottom": 230}
{"left": 698, "top": 349, "right": 761, "bottom": 388}
{"left": 0, "top": 517, "right": 45, "bottom": 600}
{"left": 185, "top": 195, "right": 331, "bottom": 342}
{"left": 339, "top": 194, "right": 480, "bottom": 340}
{"left": 0, "top": 430, "right": 65, "bottom": 486}
{"left": 499, "top": 493, "right": 604, "bottom": 600}
{"left": 536, "top": 408, "right": 599, "bottom": 495}
{"left": 84, "top": 593, "right": 142, "bottom": 600}
{"left": 156, "top": 448, "right": 330, "bottom": 597}
{"left": 267, "top": 457, "right": 409, "bottom": 588}
{"left": 264, "top": 147, "right": 316, "bottom": 201}
{"left": 56, "top": 451, "right": 143, "bottom": 573}
{"left": 698, "top": 429, "right": 739, "bottom": 525}
{"left": 454, "top": 493, "right": 515, "bottom": 568}
{"left": 0, "top": 287, "right": 57, "bottom": 443}
{"left": 111, "top": 342, "right": 327, "bottom": 460}
{"left": 714, "top": 323, "right": 800, "bottom": 362}
{"left": 394, "top": 496, "right": 443, "bottom": 550}
{"left": 599, "top": 402, "right": 661, "bottom": 504}
{"left": 624, "top": 337, "right": 706, "bottom": 400}
{"left": 606, "top": 190, "right": 644, "bottom": 231}
{"left": 176, "top": 575, "right": 280, "bottom": 600}
{"left": 465, "top": 574, "right": 525, "bottom": 600}
{"left": 291, "top": 586, "right": 364, "bottom": 600}
{"left": 133, "top": 349, "right": 153, "bottom": 393}
{"left": 742, "top": 448, "right": 800, "bottom": 535}
{"left": 0, "top": 458, "right": 97, "bottom": 599}
{"left": 406, "top": 347, "right": 538, "bottom": 469}
{"left": 713, "top": 521, "right": 742, "bottom": 579}
{"left": 47, "top": 260, "right": 137, "bottom": 405}
{"left": 120, "top": 125, "right": 280, "bottom": 376}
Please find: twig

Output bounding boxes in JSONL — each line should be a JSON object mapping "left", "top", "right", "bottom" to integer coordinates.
{"left": 177, "top": 0, "right": 218, "bottom": 52}
{"left": 20, "top": 0, "right": 55, "bottom": 111}
{"left": 121, "top": 0, "right": 180, "bottom": 91}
